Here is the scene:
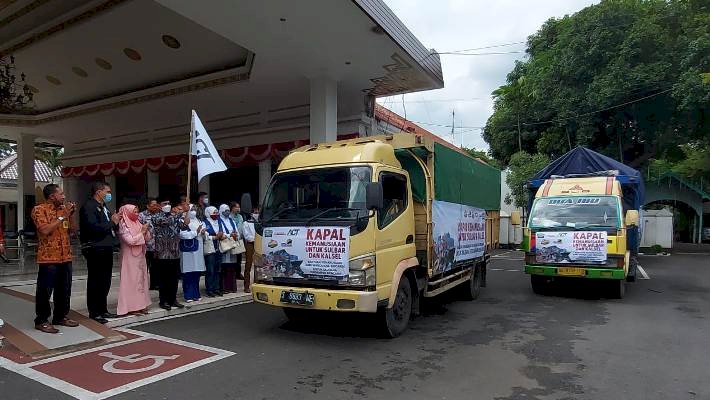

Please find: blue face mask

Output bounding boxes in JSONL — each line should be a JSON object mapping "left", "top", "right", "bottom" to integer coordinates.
{"left": 103, "top": 193, "right": 112, "bottom": 203}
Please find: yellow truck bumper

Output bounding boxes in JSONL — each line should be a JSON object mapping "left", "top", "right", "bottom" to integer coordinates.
{"left": 251, "top": 284, "right": 379, "bottom": 313}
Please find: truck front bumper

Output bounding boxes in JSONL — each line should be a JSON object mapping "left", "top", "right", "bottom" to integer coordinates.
{"left": 524, "top": 265, "right": 625, "bottom": 279}
{"left": 251, "top": 284, "right": 379, "bottom": 313}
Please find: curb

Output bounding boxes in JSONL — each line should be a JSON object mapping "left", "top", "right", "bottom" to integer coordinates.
{"left": 105, "top": 294, "right": 254, "bottom": 328}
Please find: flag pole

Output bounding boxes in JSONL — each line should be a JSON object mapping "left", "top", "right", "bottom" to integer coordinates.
{"left": 186, "top": 111, "right": 194, "bottom": 205}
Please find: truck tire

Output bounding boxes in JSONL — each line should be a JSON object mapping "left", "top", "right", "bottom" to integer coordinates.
{"left": 530, "top": 275, "right": 549, "bottom": 295}
{"left": 380, "top": 276, "right": 412, "bottom": 338}
{"left": 609, "top": 279, "right": 626, "bottom": 299}
{"left": 461, "top": 264, "right": 482, "bottom": 301}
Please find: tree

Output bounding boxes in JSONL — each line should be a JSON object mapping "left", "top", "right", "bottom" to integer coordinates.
{"left": 36, "top": 147, "right": 63, "bottom": 182}
{"left": 462, "top": 147, "right": 500, "bottom": 168}
{"left": 484, "top": 0, "right": 709, "bottom": 170}
{"left": 505, "top": 152, "right": 550, "bottom": 209}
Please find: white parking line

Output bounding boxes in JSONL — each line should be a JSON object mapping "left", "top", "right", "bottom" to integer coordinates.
{"left": 637, "top": 265, "right": 650, "bottom": 280}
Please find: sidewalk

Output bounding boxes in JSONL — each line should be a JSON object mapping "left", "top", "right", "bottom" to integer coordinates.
{"left": 1, "top": 270, "right": 253, "bottom": 328}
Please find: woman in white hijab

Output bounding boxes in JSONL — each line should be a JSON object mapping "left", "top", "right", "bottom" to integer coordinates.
{"left": 203, "top": 206, "right": 224, "bottom": 297}
{"left": 179, "top": 206, "right": 206, "bottom": 302}
{"left": 218, "top": 203, "right": 241, "bottom": 293}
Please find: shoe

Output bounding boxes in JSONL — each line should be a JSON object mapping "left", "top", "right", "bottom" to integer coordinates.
{"left": 172, "top": 302, "right": 185, "bottom": 309}
{"left": 197, "top": 297, "right": 203, "bottom": 301}
{"left": 237, "top": 274, "right": 245, "bottom": 280}
{"left": 92, "top": 317, "right": 109, "bottom": 324}
{"left": 54, "top": 318, "right": 79, "bottom": 327}
{"left": 217, "top": 292, "right": 224, "bottom": 297}
{"left": 102, "top": 313, "right": 119, "bottom": 319}
{"left": 206, "top": 293, "right": 215, "bottom": 298}
{"left": 159, "top": 303, "right": 171, "bottom": 311}
{"left": 186, "top": 299, "right": 194, "bottom": 303}
{"left": 35, "top": 323, "right": 59, "bottom": 334}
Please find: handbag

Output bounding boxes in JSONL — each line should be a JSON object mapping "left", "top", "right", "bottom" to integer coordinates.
{"left": 219, "top": 236, "right": 238, "bottom": 253}
{"left": 231, "top": 239, "right": 246, "bottom": 255}
{"left": 180, "top": 238, "right": 199, "bottom": 253}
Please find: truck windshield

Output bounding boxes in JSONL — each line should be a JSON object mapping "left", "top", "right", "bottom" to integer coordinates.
{"left": 529, "top": 196, "right": 621, "bottom": 229}
{"left": 262, "top": 166, "right": 371, "bottom": 224}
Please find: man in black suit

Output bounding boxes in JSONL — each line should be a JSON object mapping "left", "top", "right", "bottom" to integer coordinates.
{"left": 79, "top": 181, "right": 121, "bottom": 324}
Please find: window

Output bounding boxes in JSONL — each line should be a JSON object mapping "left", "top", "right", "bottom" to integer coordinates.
{"left": 378, "top": 172, "right": 408, "bottom": 229}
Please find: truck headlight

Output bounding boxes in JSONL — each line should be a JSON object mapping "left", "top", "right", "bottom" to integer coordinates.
{"left": 253, "top": 253, "right": 272, "bottom": 282}
{"left": 348, "top": 255, "right": 376, "bottom": 287}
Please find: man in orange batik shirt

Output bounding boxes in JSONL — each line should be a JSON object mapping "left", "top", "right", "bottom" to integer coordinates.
{"left": 31, "top": 184, "right": 79, "bottom": 334}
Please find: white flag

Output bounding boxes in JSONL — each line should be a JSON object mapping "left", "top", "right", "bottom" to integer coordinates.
{"left": 191, "top": 110, "right": 227, "bottom": 182}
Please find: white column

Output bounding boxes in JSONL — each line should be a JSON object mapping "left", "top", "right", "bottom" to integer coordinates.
{"left": 258, "top": 160, "right": 272, "bottom": 207}
{"left": 147, "top": 170, "right": 160, "bottom": 199}
{"left": 309, "top": 76, "right": 338, "bottom": 144}
{"left": 63, "top": 176, "right": 78, "bottom": 205}
{"left": 16, "top": 135, "right": 35, "bottom": 232}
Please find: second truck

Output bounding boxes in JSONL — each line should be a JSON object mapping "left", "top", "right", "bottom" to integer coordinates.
{"left": 251, "top": 133, "right": 500, "bottom": 337}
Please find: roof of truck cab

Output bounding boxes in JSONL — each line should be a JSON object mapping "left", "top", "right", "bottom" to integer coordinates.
{"left": 536, "top": 176, "right": 622, "bottom": 198}
{"left": 277, "top": 139, "right": 402, "bottom": 171}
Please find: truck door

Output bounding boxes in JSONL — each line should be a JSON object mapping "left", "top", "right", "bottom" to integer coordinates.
{"left": 376, "top": 170, "right": 416, "bottom": 287}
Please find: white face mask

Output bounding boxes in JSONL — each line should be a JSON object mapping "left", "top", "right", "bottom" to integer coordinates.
{"left": 161, "top": 205, "right": 171, "bottom": 213}
{"left": 202, "top": 197, "right": 209, "bottom": 205}
{"left": 252, "top": 213, "right": 259, "bottom": 221}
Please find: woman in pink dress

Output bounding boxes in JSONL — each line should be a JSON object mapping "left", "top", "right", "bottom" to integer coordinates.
{"left": 117, "top": 204, "right": 152, "bottom": 316}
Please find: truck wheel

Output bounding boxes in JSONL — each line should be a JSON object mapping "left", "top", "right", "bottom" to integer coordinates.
{"left": 380, "top": 276, "right": 412, "bottom": 338}
{"left": 530, "top": 275, "right": 549, "bottom": 295}
{"left": 461, "top": 265, "right": 482, "bottom": 301}
{"left": 609, "top": 279, "right": 626, "bottom": 299}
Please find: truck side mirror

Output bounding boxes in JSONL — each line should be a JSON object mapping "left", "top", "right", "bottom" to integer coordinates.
{"left": 625, "top": 210, "right": 639, "bottom": 227}
{"left": 366, "top": 182, "right": 384, "bottom": 210}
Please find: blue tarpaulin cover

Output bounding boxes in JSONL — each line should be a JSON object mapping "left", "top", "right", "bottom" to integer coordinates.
{"left": 528, "top": 147, "right": 645, "bottom": 211}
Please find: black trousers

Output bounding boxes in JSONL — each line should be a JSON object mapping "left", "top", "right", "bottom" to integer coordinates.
{"left": 155, "top": 258, "right": 180, "bottom": 305}
{"left": 35, "top": 262, "right": 72, "bottom": 325}
{"left": 145, "top": 251, "right": 158, "bottom": 289}
{"left": 83, "top": 247, "right": 114, "bottom": 318}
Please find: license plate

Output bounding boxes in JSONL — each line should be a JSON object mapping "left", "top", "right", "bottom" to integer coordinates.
{"left": 557, "top": 267, "right": 586, "bottom": 276}
{"left": 280, "top": 290, "right": 315, "bottom": 306}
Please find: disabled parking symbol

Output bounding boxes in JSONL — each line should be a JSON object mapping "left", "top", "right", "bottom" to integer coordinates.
{"left": 99, "top": 351, "right": 180, "bottom": 374}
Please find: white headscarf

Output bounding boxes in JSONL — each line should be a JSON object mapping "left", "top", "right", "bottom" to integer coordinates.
{"left": 218, "top": 204, "right": 235, "bottom": 234}
{"left": 188, "top": 208, "right": 201, "bottom": 231}
{"left": 204, "top": 206, "right": 220, "bottom": 233}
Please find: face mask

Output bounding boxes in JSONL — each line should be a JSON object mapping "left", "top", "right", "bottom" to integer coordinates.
{"left": 252, "top": 213, "right": 259, "bottom": 221}
{"left": 202, "top": 198, "right": 209, "bottom": 206}
{"left": 128, "top": 213, "right": 139, "bottom": 221}
{"left": 234, "top": 208, "right": 241, "bottom": 214}
{"left": 210, "top": 214, "right": 218, "bottom": 220}
{"left": 189, "top": 211, "right": 197, "bottom": 219}
{"left": 221, "top": 211, "right": 230, "bottom": 218}
{"left": 161, "top": 205, "right": 171, "bottom": 213}
{"left": 103, "top": 193, "right": 112, "bottom": 203}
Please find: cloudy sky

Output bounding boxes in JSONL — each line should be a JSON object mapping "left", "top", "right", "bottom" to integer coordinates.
{"left": 379, "top": 0, "right": 599, "bottom": 151}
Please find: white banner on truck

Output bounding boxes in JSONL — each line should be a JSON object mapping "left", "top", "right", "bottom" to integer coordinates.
{"left": 535, "top": 231, "right": 607, "bottom": 264}
{"left": 432, "top": 200, "right": 486, "bottom": 274}
{"left": 262, "top": 226, "right": 350, "bottom": 280}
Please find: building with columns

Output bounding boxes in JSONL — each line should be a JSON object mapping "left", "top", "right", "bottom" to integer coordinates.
{"left": 0, "top": 0, "right": 443, "bottom": 232}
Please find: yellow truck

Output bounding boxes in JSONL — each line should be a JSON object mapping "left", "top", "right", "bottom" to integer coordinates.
{"left": 523, "top": 175, "right": 640, "bottom": 298}
{"left": 252, "top": 133, "right": 500, "bottom": 337}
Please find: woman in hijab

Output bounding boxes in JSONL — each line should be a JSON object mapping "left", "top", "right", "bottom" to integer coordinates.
{"left": 203, "top": 206, "right": 224, "bottom": 297}
{"left": 179, "top": 206, "right": 206, "bottom": 302}
{"left": 218, "top": 203, "right": 241, "bottom": 293}
{"left": 117, "top": 204, "right": 151, "bottom": 316}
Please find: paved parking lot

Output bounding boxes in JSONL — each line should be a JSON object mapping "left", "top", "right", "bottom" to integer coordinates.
{"left": 2, "top": 250, "right": 708, "bottom": 400}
